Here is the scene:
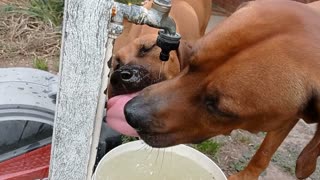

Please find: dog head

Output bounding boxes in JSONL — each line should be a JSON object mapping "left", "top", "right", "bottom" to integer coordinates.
{"left": 123, "top": 0, "right": 320, "bottom": 146}
{"left": 106, "top": 27, "right": 192, "bottom": 136}
{"left": 107, "top": 34, "right": 191, "bottom": 98}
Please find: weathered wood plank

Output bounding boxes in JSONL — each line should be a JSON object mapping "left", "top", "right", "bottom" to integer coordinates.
{"left": 86, "top": 36, "right": 114, "bottom": 180}
{"left": 49, "top": 0, "right": 113, "bottom": 179}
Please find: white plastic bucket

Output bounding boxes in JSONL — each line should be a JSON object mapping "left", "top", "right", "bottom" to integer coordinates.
{"left": 93, "top": 140, "right": 227, "bottom": 180}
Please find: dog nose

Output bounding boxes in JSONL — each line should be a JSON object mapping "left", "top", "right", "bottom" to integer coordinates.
{"left": 120, "top": 70, "right": 133, "bottom": 81}
{"left": 110, "top": 69, "right": 135, "bottom": 85}
{"left": 124, "top": 96, "right": 150, "bottom": 131}
{"left": 110, "top": 65, "right": 151, "bottom": 96}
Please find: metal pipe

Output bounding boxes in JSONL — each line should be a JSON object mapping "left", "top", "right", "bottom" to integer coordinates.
{"left": 111, "top": 0, "right": 176, "bottom": 35}
{"left": 154, "top": 0, "right": 171, "bottom": 6}
{"left": 109, "top": 0, "right": 180, "bottom": 61}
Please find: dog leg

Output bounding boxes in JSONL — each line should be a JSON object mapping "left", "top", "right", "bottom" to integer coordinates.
{"left": 228, "top": 120, "right": 298, "bottom": 180}
{"left": 296, "top": 124, "right": 320, "bottom": 179}
{"left": 296, "top": 95, "right": 320, "bottom": 178}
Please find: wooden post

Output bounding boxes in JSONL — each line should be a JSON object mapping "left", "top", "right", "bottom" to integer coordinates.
{"left": 49, "top": 0, "right": 113, "bottom": 179}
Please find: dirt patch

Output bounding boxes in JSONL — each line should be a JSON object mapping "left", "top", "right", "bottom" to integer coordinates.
{"left": 0, "top": 0, "right": 60, "bottom": 73}
{"left": 209, "top": 120, "right": 320, "bottom": 179}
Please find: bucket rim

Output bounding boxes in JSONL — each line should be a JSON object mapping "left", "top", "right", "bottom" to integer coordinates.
{"left": 93, "top": 140, "right": 227, "bottom": 180}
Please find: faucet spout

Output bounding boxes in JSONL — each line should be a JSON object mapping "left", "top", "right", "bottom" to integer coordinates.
{"left": 149, "top": 0, "right": 176, "bottom": 35}
{"left": 111, "top": 0, "right": 181, "bottom": 61}
{"left": 112, "top": 0, "right": 177, "bottom": 35}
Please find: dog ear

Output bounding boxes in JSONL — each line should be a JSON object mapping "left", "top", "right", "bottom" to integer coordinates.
{"left": 236, "top": 2, "right": 250, "bottom": 11}
{"left": 177, "top": 40, "right": 193, "bottom": 70}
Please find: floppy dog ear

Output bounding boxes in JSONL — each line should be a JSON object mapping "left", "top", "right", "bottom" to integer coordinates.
{"left": 236, "top": 2, "right": 250, "bottom": 11}
{"left": 177, "top": 40, "right": 193, "bottom": 70}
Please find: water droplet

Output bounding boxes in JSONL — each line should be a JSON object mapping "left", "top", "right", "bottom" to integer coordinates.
{"left": 159, "top": 61, "right": 165, "bottom": 79}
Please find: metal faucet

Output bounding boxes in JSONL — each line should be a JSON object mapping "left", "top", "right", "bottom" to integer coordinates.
{"left": 110, "top": 0, "right": 181, "bottom": 61}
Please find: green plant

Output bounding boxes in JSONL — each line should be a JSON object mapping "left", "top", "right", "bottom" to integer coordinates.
{"left": 12, "top": 0, "right": 64, "bottom": 27}
{"left": 193, "top": 140, "right": 221, "bottom": 158}
{"left": 0, "top": 4, "right": 16, "bottom": 12}
{"left": 33, "top": 56, "right": 48, "bottom": 71}
{"left": 121, "top": 135, "right": 138, "bottom": 143}
{"left": 230, "top": 160, "right": 246, "bottom": 172}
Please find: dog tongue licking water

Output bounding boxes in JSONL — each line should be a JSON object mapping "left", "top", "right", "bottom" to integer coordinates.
{"left": 106, "top": 93, "right": 139, "bottom": 137}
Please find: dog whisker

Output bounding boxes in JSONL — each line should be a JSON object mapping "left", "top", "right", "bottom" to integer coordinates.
{"left": 136, "top": 144, "right": 147, "bottom": 152}
{"left": 142, "top": 146, "right": 153, "bottom": 162}
{"left": 159, "top": 148, "right": 166, "bottom": 172}
{"left": 155, "top": 148, "right": 160, "bottom": 164}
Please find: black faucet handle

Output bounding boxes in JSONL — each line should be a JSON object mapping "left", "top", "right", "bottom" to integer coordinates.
{"left": 156, "top": 30, "right": 181, "bottom": 61}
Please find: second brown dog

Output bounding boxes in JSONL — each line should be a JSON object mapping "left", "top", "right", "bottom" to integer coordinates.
{"left": 124, "top": 0, "right": 320, "bottom": 179}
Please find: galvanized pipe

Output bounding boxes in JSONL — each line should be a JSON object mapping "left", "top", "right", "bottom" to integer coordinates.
{"left": 111, "top": 0, "right": 177, "bottom": 35}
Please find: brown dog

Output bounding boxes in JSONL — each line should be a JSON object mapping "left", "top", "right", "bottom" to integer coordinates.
{"left": 124, "top": 0, "right": 320, "bottom": 179}
{"left": 106, "top": 0, "right": 211, "bottom": 136}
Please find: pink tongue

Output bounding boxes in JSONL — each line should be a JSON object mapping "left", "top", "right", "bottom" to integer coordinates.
{"left": 106, "top": 93, "right": 139, "bottom": 137}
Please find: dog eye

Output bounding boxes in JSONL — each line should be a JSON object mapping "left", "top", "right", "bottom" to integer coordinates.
{"left": 138, "top": 44, "right": 156, "bottom": 57}
{"left": 205, "top": 98, "right": 238, "bottom": 119}
{"left": 141, "top": 46, "right": 149, "bottom": 52}
{"left": 205, "top": 98, "right": 218, "bottom": 113}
